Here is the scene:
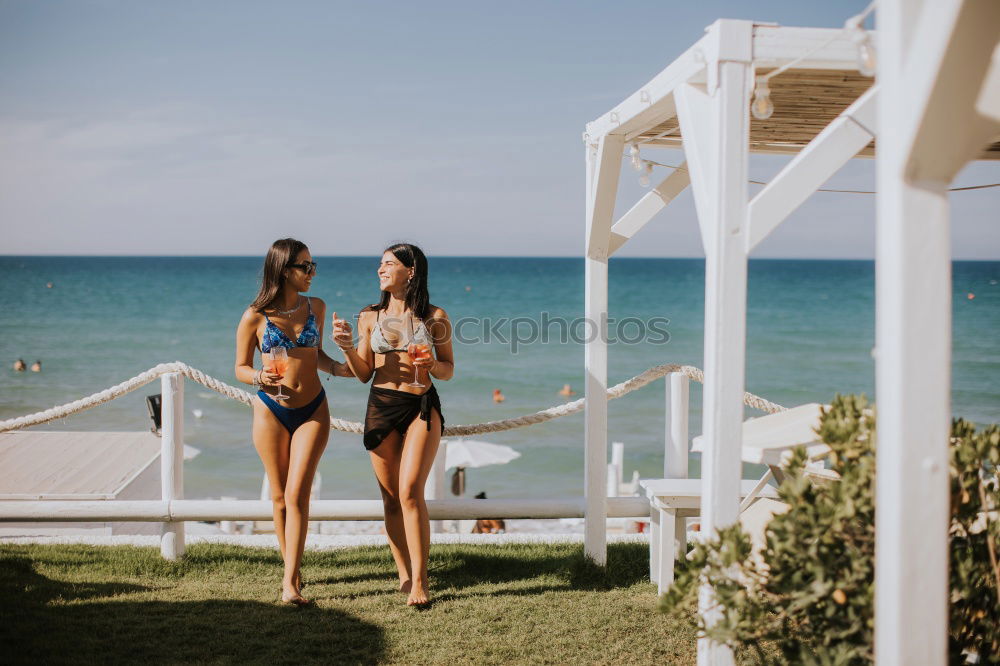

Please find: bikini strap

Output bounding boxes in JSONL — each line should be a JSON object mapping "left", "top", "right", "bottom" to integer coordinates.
{"left": 306, "top": 296, "right": 312, "bottom": 315}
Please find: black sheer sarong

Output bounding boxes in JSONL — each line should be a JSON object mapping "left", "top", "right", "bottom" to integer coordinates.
{"left": 363, "top": 385, "right": 444, "bottom": 450}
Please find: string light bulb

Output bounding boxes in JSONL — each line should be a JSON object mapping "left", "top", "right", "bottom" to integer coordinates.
{"left": 846, "top": 16, "right": 877, "bottom": 77}
{"left": 751, "top": 76, "right": 774, "bottom": 120}
{"left": 629, "top": 143, "right": 643, "bottom": 171}
{"left": 638, "top": 160, "right": 653, "bottom": 187}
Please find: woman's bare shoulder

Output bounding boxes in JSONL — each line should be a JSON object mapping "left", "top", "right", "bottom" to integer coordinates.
{"left": 427, "top": 304, "right": 449, "bottom": 320}
{"left": 356, "top": 307, "right": 378, "bottom": 329}
{"left": 240, "top": 307, "right": 264, "bottom": 326}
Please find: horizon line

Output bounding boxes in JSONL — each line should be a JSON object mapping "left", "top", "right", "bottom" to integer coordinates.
{"left": 2, "top": 254, "right": 999, "bottom": 262}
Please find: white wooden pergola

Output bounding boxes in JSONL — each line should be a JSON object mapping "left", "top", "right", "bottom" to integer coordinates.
{"left": 583, "top": 4, "right": 999, "bottom": 664}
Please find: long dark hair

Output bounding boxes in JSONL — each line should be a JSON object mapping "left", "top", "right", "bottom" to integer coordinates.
{"left": 250, "top": 238, "right": 308, "bottom": 312}
{"left": 371, "top": 242, "right": 430, "bottom": 319}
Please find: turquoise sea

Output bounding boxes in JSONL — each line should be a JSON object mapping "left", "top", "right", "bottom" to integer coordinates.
{"left": 2, "top": 256, "right": 998, "bottom": 500}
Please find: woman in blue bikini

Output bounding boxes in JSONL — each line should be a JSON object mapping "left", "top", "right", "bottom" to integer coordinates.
{"left": 331, "top": 243, "right": 454, "bottom": 606}
{"left": 235, "top": 238, "right": 347, "bottom": 606}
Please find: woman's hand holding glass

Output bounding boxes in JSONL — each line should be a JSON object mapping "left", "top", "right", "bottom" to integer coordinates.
{"left": 259, "top": 366, "right": 284, "bottom": 387}
{"left": 264, "top": 347, "right": 289, "bottom": 400}
{"left": 406, "top": 342, "right": 437, "bottom": 373}
{"left": 331, "top": 311, "right": 354, "bottom": 350}
{"left": 406, "top": 315, "right": 434, "bottom": 388}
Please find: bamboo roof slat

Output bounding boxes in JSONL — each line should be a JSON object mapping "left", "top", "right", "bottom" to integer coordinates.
{"left": 632, "top": 69, "right": 1000, "bottom": 159}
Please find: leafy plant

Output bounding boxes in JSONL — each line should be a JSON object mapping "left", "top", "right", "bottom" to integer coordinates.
{"left": 659, "top": 394, "right": 999, "bottom": 664}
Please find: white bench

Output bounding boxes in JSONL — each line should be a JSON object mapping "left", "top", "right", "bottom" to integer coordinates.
{"left": 643, "top": 403, "right": 831, "bottom": 594}
{"left": 639, "top": 478, "right": 779, "bottom": 593}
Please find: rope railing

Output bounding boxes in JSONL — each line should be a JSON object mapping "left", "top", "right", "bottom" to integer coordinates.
{"left": 0, "top": 361, "right": 786, "bottom": 435}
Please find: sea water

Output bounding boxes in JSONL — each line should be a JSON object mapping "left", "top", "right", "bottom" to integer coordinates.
{"left": 2, "top": 256, "right": 998, "bottom": 501}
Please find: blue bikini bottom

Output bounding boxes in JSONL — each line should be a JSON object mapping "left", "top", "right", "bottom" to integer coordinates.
{"left": 257, "top": 389, "right": 326, "bottom": 435}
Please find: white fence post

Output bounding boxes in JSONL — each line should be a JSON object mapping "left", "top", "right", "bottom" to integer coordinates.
{"left": 657, "top": 371, "right": 691, "bottom": 583}
{"left": 608, "top": 441, "right": 625, "bottom": 497}
{"left": 160, "top": 372, "right": 185, "bottom": 560}
{"left": 427, "top": 440, "right": 447, "bottom": 533}
{"left": 665, "top": 372, "right": 690, "bottom": 479}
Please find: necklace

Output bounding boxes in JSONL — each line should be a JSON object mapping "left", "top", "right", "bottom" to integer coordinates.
{"left": 272, "top": 296, "right": 301, "bottom": 316}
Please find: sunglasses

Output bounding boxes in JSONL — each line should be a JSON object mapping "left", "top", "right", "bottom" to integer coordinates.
{"left": 288, "top": 261, "right": 317, "bottom": 275}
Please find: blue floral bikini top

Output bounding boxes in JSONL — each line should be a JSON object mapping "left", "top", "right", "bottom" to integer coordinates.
{"left": 260, "top": 297, "right": 320, "bottom": 353}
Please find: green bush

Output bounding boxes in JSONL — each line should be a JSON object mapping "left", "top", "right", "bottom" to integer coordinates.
{"left": 659, "top": 395, "right": 1000, "bottom": 665}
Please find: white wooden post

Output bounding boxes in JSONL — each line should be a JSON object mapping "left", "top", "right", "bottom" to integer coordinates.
{"left": 160, "top": 372, "right": 185, "bottom": 560}
{"left": 611, "top": 441, "right": 625, "bottom": 492}
{"left": 675, "top": 19, "right": 752, "bottom": 666}
{"left": 428, "top": 442, "right": 447, "bottom": 533}
{"left": 665, "top": 372, "right": 689, "bottom": 479}
{"left": 665, "top": 372, "right": 690, "bottom": 565}
{"left": 584, "top": 133, "right": 623, "bottom": 565}
{"left": 876, "top": 2, "right": 1000, "bottom": 662}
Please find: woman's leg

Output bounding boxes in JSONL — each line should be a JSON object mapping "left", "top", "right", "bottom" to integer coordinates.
{"left": 282, "top": 399, "right": 330, "bottom": 602}
{"left": 369, "top": 432, "right": 413, "bottom": 592}
{"left": 252, "top": 401, "right": 292, "bottom": 564}
{"left": 398, "top": 408, "right": 442, "bottom": 605}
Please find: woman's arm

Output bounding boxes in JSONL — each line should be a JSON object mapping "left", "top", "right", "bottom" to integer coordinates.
{"left": 426, "top": 307, "right": 454, "bottom": 381}
{"left": 334, "top": 310, "right": 375, "bottom": 383}
{"left": 235, "top": 309, "right": 281, "bottom": 387}
{"left": 313, "top": 299, "right": 355, "bottom": 377}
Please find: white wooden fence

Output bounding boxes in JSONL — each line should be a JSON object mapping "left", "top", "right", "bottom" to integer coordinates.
{"left": 0, "top": 371, "right": 695, "bottom": 560}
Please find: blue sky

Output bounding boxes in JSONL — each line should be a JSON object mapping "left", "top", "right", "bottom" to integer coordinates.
{"left": 1, "top": 0, "right": 997, "bottom": 258}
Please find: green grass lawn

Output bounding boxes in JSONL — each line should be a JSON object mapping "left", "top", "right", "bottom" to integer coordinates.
{"left": 0, "top": 541, "right": 699, "bottom": 665}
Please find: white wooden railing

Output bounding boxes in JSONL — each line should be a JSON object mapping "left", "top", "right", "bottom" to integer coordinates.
{"left": 0, "top": 366, "right": 781, "bottom": 560}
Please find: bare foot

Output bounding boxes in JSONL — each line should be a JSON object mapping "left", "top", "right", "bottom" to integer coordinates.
{"left": 399, "top": 579, "right": 412, "bottom": 594}
{"left": 407, "top": 580, "right": 430, "bottom": 607}
{"left": 281, "top": 585, "right": 311, "bottom": 607}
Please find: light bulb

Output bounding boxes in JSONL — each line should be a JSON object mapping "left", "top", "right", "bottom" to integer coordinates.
{"left": 629, "top": 143, "right": 642, "bottom": 171}
{"left": 639, "top": 161, "right": 653, "bottom": 188}
{"left": 857, "top": 38, "right": 876, "bottom": 77}
{"left": 846, "top": 19, "right": 877, "bottom": 78}
{"left": 751, "top": 77, "right": 773, "bottom": 120}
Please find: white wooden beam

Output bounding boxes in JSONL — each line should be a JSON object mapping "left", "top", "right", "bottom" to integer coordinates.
{"left": 976, "top": 43, "right": 1000, "bottom": 122}
{"left": 746, "top": 86, "right": 878, "bottom": 252}
{"left": 584, "top": 134, "right": 622, "bottom": 566}
{"left": 871, "top": 1, "right": 1000, "bottom": 663}
{"left": 0, "top": 497, "right": 652, "bottom": 522}
{"left": 585, "top": 38, "right": 708, "bottom": 142}
{"left": 585, "top": 25, "right": 872, "bottom": 146}
{"left": 675, "top": 18, "right": 754, "bottom": 666}
{"left": 874, "top": 172, "right": 952, "bottom": 666}
{"left": 674, "top": 84, "right": 716, "bottom": 255}
{"left": 900, "top": 0, "right": 1000, "bottom": 183}
{"left": 752, "top": 25, "right": 875, "bottom": 71}
{"left": 608, "top": 164, "right": 690, "bottom": 256}
{"left": 586, "top": 135, "right": 624, "bottom": 259}
{"left": 696, "top": 66, "right": 752, "bottom": 555}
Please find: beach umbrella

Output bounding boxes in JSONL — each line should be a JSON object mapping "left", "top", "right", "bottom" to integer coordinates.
{"left": 444, "top": 438, "right": 520, "bottom": 470}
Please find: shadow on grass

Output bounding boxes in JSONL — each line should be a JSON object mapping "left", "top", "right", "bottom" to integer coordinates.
{"left": 424, "top": 542, "right": 651, "bottom": 599}
{"left": 0, "top": 556, "right": 386, "bottom": 665}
